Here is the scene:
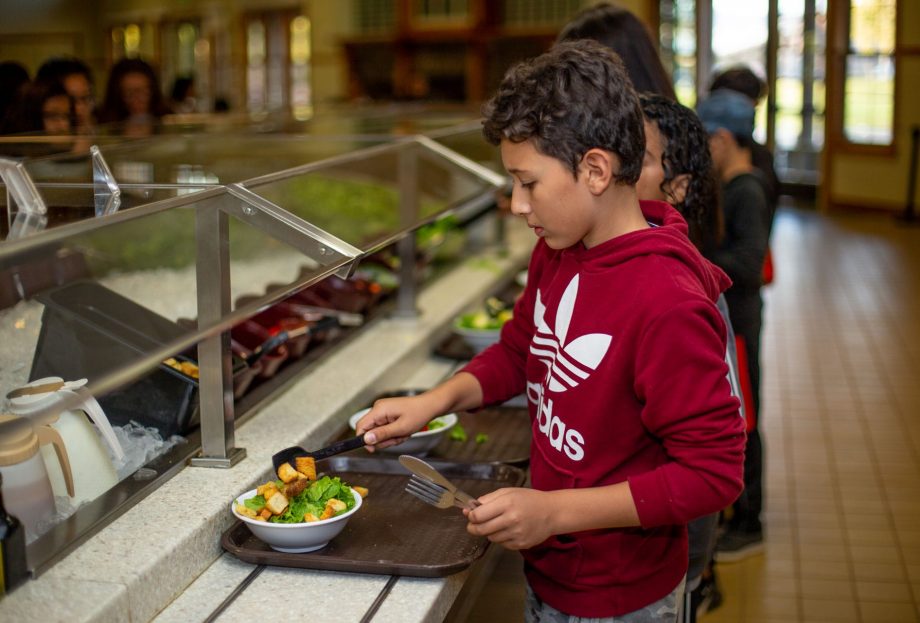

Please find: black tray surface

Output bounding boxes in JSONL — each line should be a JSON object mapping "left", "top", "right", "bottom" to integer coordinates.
{"left": 221, "top": 456, "right": 526, "bottom": 577}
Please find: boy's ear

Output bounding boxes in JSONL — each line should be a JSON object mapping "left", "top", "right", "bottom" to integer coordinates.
{"left": 664, "top": 173, "right": 691, "bottom": 205}
{"left": 580, "top": 148, "right": 616, "bottom": 195}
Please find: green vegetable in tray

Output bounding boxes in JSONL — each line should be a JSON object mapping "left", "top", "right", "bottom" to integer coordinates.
{"left": 450, "top": 424, "right": 468, "bottom": 442}
{"left": 270, "top": 476, "right": 355, "bottom": 524}
{"left": 475, "top": 433, "right": 489, "bottom": 445}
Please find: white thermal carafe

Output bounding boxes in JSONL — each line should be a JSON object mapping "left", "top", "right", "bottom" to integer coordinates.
{"left": 0, "top": 413, "right": 73, "bottom": 540}
{"left": 7, "top": 378, "right": 123, "bottom": 506}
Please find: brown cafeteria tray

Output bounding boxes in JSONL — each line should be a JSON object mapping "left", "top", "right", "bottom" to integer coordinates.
{"left": 221, "top": 456, "right": 526, "bottom": 577}
{"left": 430, "top": 407, "right": 531, "bottom": 465}
{"left": 332, "top": 405, "right": 532, "bottom": 466}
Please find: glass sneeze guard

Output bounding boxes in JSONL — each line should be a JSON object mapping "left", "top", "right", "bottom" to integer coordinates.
{"left": 0, "top": 129, "right": 504, "bottom": 576}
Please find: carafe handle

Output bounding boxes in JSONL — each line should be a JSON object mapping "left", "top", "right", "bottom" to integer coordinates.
{"left": 36, "top": 425, "right": 75, "bottom": 497}
{"left": 65, "top": 387, "right": 125, "bottom": 461}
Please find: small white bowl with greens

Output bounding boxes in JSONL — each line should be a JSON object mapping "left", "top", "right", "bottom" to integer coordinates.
{"left": 231, "top": 476, "right": 363, "bottom": 553}
{"left": 452, "top": 307, "right": 512, "bottom": 354}
{"left": 349, "top": 408, "right": 457, "bottom": 456}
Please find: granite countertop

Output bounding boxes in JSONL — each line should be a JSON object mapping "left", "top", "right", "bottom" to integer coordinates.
{"left": 0, "top": 219, "right": 531, "bottom": 623}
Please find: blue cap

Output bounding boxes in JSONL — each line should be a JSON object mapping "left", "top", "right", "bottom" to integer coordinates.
{"left": 696, "top": 89, "right": 755, "bottom": 138}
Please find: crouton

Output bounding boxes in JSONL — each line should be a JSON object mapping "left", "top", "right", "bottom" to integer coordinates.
{"left": 319, "top": 505, "right": 335, "bottom": 521}
{"left": 283, "top": 477, "right": 311, "bottom": 499}
{"left": 277, "top": 462, "right": 300, "bottom": 483}
{"left": 259, "top": 508, "right": 272, "bottom": 520}
{"left": 295, "top": 456, "right": 316, "bottom": 480}
{"left": 353, "top": 486, "right": 369, "bottom": 499}
{"left": 326, "top": 498, "right": 347, "bottom": 513}
{"left": 253, "top": 516, "right": 267, "bottom": 522}
{"left": 257, "top": 482, "right": 280, "bottom": 499}
{"left": 235, "top": 504, "right": 258, "bottom": 519}
{"left": 265, "top": 491, "right": 289, "bottom": 515}
{"left": 304, "top": 513, "right": 319, "bottom": 523}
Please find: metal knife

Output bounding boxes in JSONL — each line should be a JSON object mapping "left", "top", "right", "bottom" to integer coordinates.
{"left": 398, "top": 455, "right": 481, "bottom": 507}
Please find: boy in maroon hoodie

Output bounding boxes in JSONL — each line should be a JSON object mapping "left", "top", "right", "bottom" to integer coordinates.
{"left": 357, "top": 39, "right": 745, "bottom": 622}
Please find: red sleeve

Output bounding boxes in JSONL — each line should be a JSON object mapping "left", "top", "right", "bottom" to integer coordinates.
{"left": 627, "top": 299, "right": 746, "bottom": 527}
{"left": 461, "top": 244, "right": 544, "bottom": 405}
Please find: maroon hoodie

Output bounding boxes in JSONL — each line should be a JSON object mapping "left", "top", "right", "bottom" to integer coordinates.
{"left": 462, "top": 200, "right": 745, "bottom": 617}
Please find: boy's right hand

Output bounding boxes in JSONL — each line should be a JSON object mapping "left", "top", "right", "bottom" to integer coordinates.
{"left": 355, "top": 395, "right": 436, "bottom": 452}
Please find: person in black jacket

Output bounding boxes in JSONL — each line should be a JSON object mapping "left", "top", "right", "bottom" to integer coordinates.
{"left": 697, "top": 89, "right": 770, "bottom": 562}
{"left": 709, "top": 66, "right": 780, "bottom": 228}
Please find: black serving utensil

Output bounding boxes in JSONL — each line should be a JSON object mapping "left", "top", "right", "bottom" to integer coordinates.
{"left": 271, "top": 435, "right": 367, "bottom": 472}
{"left": 244, "top": 315, "right": 340, "bottom": 367}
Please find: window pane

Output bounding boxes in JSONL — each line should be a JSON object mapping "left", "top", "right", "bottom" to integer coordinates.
{"left": 850, "top": 0, "right": 895, "bottom": 53}
{"left": 844, "top": 54, "right": 894, "bottom": 144}
{"left": 659, "top": 0, "right": 696, "bottom": 107}
{"left": 712, "top": 0, "right": 769, "bottom": 140}
{"left": 843, "top": 0, "right": 895, "bottom": 145}
{"left": 356, "top": 0, "right": 396, "bottom": 33}
{"left": 246, "top": 21, "right": 266, "bottom": 112}
{"left": 502, "top": 0, "right": 584, "bottom": 26}
{"left": 289, "top": 16, "right": 312, "bottom": 120}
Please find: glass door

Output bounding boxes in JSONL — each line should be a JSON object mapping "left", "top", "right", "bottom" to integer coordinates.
{"left": 660, "top": 0, "right": 827, "bottom": 186}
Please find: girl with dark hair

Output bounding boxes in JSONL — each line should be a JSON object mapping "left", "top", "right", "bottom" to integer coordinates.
{"left": 1, "top": 78, "right": 73, "bottom": 135}
{"left": 558, "top": 2, "right": 676, "bottom": 99}
{"left": 638, "top": 93, "right": 744, "bottom": 621}
{"left": 0, "top": 61, "right": 30, "bottom": 131}
{"left": 638, "top": 93, "right": 722, "bottom": 255}
{"left": 97, "top": 58, "right": 172, "bottom": 131}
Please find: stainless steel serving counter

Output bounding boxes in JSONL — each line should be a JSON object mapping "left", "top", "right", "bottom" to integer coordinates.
{"left": 0, "top": 218, "right": 532, "bottom": 623}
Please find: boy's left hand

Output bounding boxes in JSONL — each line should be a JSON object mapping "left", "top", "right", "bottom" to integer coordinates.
{"left": 464, "top": 488, "right": 555, "bottom": 550}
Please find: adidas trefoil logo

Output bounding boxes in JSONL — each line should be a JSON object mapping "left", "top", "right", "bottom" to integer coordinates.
{"left": 530, "top": 274, "right": 612, "bottom": 393}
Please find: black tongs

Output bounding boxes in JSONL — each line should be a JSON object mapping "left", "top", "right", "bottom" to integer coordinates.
{"left": 271, "top": 435, "right": 366, "bottom": 472}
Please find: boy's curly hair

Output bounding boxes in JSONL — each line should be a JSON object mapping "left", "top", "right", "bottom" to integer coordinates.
{"left": 639, "top": 93, "right": 723, "bottom": 254}
{"left": 482, "top": 40, "right": 645, "bottom": 186}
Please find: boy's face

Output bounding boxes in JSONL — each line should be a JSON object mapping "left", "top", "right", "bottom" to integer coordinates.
{"left": 501, "top": 138, "right": 597, "bottom": 250}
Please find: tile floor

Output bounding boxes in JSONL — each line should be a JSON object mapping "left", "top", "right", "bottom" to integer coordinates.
{"left": 463, "top": 205, "right": 920, "bottom": 622}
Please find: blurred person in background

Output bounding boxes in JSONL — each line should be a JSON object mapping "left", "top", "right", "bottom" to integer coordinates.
{"left": 0, "top": 61, "right": 30, "bottom": 133}
{"left": 36, "top": 57, "right": 96, "bottom": 133}
{"left": 709, "top": 66, "right": 780, "bottom": 224}
{"left": 169, "top": 75, "right": 197, "bottom": 114}
{"left": 97, "top": 58, "right": 172, "bottom": 135}
{"left": 710, "top": 65, "right": 780, "bottom": 288}
{"left": 1, "top": 78, "right": 73, "bottom": 136}
{"left": 558, "top": 1, "right": 676, "bottom": 99}
{"left": 697, "top": 89, "right": 771, "bottom": 564}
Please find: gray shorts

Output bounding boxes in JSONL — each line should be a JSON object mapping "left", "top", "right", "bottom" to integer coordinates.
{"left": 524, "top": 576, "right": 686, "bottom": 623}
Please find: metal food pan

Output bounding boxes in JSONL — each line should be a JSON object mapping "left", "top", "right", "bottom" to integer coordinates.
{"left": 221, "top": 456, "right": 526, "bottom": 577}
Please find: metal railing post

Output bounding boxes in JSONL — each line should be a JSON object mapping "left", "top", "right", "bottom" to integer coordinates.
{"left": 189, "top": 203, "right": 246, "bottom": 467}
{"left": 393, "top": 143, "right": 420, "bottom": 319}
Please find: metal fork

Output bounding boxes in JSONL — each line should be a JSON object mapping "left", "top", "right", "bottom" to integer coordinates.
{"left": 405, "top": 475, "right": 480, "bottom": 511}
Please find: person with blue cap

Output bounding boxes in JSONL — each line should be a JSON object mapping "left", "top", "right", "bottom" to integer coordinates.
{"left": 697, "top": 88, "right": 770, "bottom": 563}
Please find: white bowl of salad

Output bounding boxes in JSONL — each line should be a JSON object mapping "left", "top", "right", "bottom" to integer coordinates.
{"left": 452, "top": 309, "right": 511, "bottom": 354}
{"left": 349, "top": 408, "right": 457, "bottom": 456}
{"left": 232, "top": 475, "right": 363, "bottom": 553}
